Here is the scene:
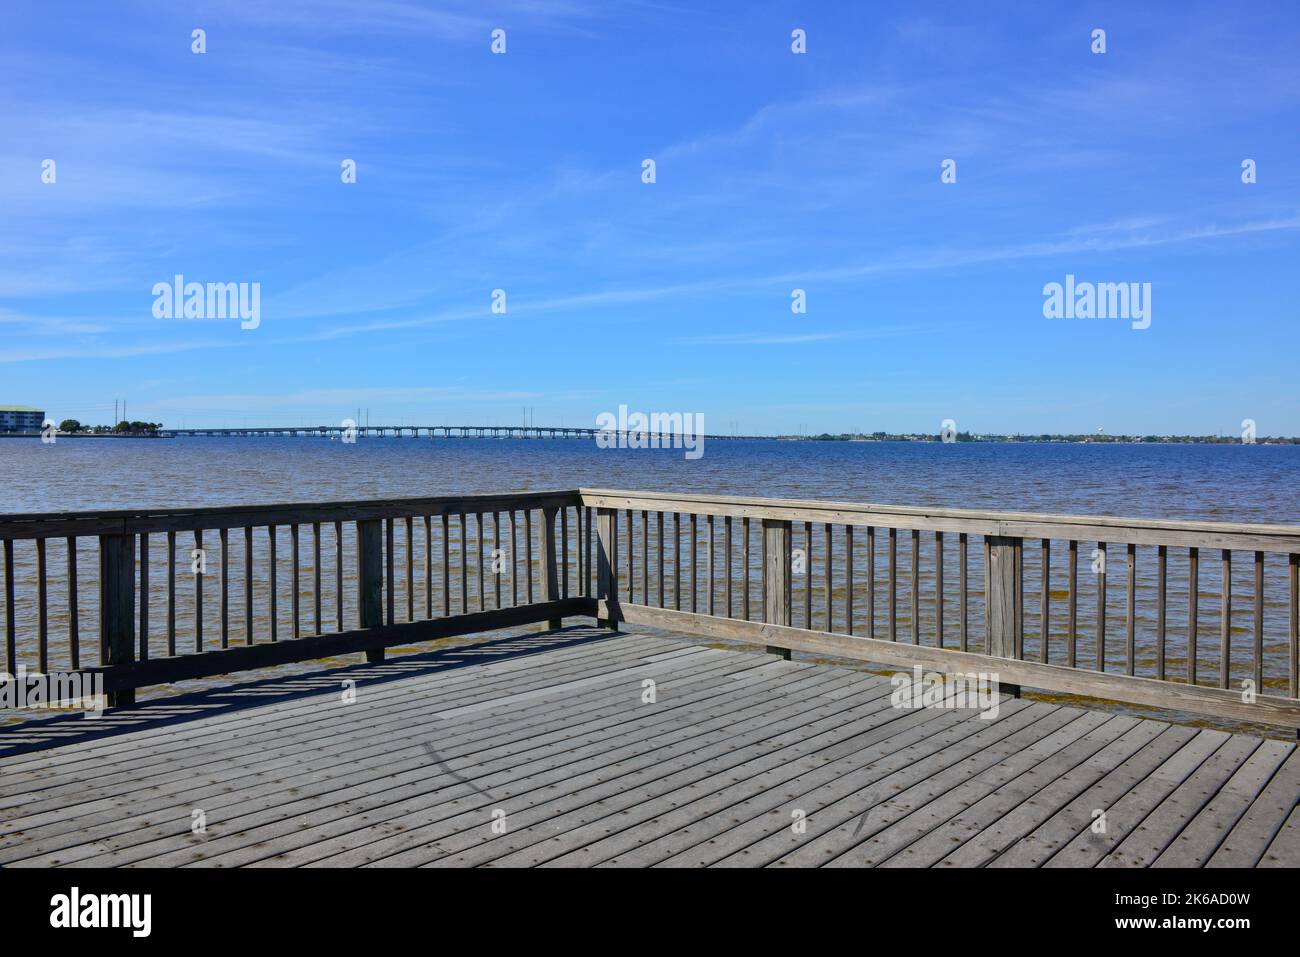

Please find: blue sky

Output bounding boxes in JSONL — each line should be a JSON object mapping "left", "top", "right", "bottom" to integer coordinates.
{"left": 2, "top": 0, "right": 1298, "bottom": 435}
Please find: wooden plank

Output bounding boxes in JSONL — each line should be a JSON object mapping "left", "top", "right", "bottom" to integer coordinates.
{"left": 1097, "top": 736, "right": 1259, "bottom": 867}
{"left": 1155, "top": 739, "right": 1294, "bottom": 867}
{"left": 987, "top": 724, "right": 1199, "bottom": 867}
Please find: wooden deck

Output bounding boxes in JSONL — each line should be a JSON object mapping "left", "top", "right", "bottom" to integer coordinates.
{"left": 0, "top": 625, "right": 1296, "bottom": 868}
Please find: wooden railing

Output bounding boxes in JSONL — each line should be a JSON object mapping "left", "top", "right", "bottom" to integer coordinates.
{"left": 0, "top": 492, "right": 588, "bottom": 706}
{"left": 3, "top": 487, "right": 1298, "bottom": 730}
{"left": 581, "top": 489, "right": 1300, "bottom": 730}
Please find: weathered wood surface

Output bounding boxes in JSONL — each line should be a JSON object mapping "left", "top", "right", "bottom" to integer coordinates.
{"left": 0, "top": 625, "right": 1293, "bottom": 868}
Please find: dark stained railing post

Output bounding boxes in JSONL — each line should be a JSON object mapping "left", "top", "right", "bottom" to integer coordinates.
{"left": 596, "top": 507, "right": 618, "bottom": 629}
{"left": 987, "top": 534, "right": 1021, "bottom": 698}
{"left": 762, "top": 518, "right": 792, "bottom": 659}
{"left": 540, "top": 506, "right": 562, "bottom": 629}
{"left": 357, "top": 519, "right": 385, "bottom": 662}
{"left": 99, "top": 532, "right": 136, "bottom": 707}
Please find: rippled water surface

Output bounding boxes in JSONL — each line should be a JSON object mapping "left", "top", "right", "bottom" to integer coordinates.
{"left": 2, "top": 436, "right": 1297, "bottom": 520}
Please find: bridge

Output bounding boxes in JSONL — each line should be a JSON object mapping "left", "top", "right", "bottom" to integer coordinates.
{"left": 158, "top": 424, "right": 769, "bottom": 440}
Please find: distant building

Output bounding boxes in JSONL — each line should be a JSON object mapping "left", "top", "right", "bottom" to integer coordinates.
{"left": 0, "top": 406, "right": 45, "bottom": 433}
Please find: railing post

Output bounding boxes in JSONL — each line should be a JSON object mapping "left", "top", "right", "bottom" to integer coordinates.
{"left": 540, "top": 506, "right": 562, "bottom": 629}
{"left": 987, "top": 534, "right": 1021, "bottom": 697}
{"left": 357, "top": 519, "right": 385, "bottom": 662}
{"left": 762, "top": 518, "right": 792, "bottom": 659}
{"left": 596, "top": 507, "right": 619, "bottom": 629}
{"left": 99, "top": 532, "right": 136, "bottom": 708}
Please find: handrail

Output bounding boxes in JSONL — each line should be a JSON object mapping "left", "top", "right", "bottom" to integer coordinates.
{"left": 578, "top": 488, "right": 1300, "bottom": 553}
{"left": 0, "top": 490, "right": 589, "bottom": 707}
{"left": 579, "top": 488, "right": 1300, "bottom": 730}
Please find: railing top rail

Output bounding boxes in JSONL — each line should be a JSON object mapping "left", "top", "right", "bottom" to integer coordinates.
{"left": 0, "top": 489, "right": 582, "bottom": 539}
{"left": 578, "top": 488, "right": 1300, "bottom": 552}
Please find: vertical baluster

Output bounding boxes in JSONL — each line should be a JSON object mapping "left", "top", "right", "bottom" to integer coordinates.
{"left": 524, "top": 510, "right": 533, "bottom": 605}
{"left": 910, "top": 529, "right": 919, "bottom": 643}
{"left": 657, "top": 511, "right": 665, "bottom": 608}
{"left": 573, "top": 507, "right": 582, "bottom": 599}
{"left": 1220, "top": 549, "right": 1232, "bottom": 689}
{"left": 1014, "top": 537, "right": 1024, "bottom": 659}
{"left": 170, "top": 530, "right": 179, "bottom": 654}
{"left": 443, "top": 513, "right": 451, "bottom": 615}
{"left": 36, "top": 537, "right": 48, "bottom": 672}
{"left": 1188, "top": 546, "right": 1199, "bottom": 685}
{"left": 385, "top": 518, "right": 395, "bottom": 624}
{"left": 983, "top": 536, "right": 991, "bottom": 652}
{"left": 476, "top": 513, "right": 485, "bottom": 612}
{"left": 314, "top": 522, "right": 322, "bottom": 634}
{"left": 1039, "top": 539, "right": 1049, "bottom": 663}
{"left": 137, "top": 534, "right": 148, "bottom": 661}
{"left": 728, "top": 514, "right": 738, "bottom": 621}
{"left": 934, "top": 531, "right": 942, "bottom": 648}
{"left": 868, "top": 526, "right": 876, "bottom": 641}
{"left": 846, "top": 525, "right": 855, "bottom": 636}
{"left": 243, "top": 526, "right": 252, "bottom": 645}
{"left": 462, "top": 512, "right": 471, "bottom": 611}
{"left": 334, "top": 521, "right": 343, "bottom": 632}
{"left": 220, "top": 527, "right": 229, "bottom": 648}
{"left": 584, "top": 506, "right": 593, "bottom": 597}
{"left": 712, "top": 514, "right": 718, "bottom": 617}
{"left": 804, "top": 522, "right": 813, "bottom": 630}
{"left": 1067, "top": 540, "right": 1078, "bottom": 667}
{"left": 707, "top": 515, "right": 715, "bottom": 615}
{"left": 888, "top": 527, "right": 898, "bottom": 641}
{"left": 1125, "top": 543, "right": 1136, "bottom": 675}
{"left": 676, "top": 514, "right": 686, "bottom": 613}
{"left": 267, "top": 525, "right": 276, "bottom": 642}
{"left": 2, "top": 540, "right": 13, "bottom": 673}
{"left": 743, "top": 520, "right": 754, "bottom": 624}
{"left": 1253, "top": 550, "right": 1264, "bottom": 694}
{"left": 406, "top": 516, "right": 415, "bottom": 622}
{"left": 507, "top": 511, "right": 517, "bottom": 608}
{"left": 66, "top": 537, "right": 80, "bottom": 669}
{"left": 1289, "top": 553, "right": 1298, "bottom": 698}
{"left": 628, "top": 509, "right": 636, "bottom": 603}
{"left": 494, "top": 513, "right": 502, "bottom": 609}
{"left": 291, "top": 524, "right": 301, "bottom": 639}
{"left": 1156, "top": 544, "right": 1167, "bottom": 680}
{"left": 958, "top": 532, "right": 967, "bottom": 652}
{"left": 640, "top": 510, "right": 648, "bottom": 603}
{"left": 1095, "top": 542, "right": 1106, "bottom": 671}
{"left": 690, "top": 513, "right": 698, "bottom": 613}
{"left": 827, "top": 523, "right": 835, "bottom": 634}
{"left": 561, "top": 508, "right": 569, "bottom": 601}
{"left": 194, "top": 528, "right": 205, "bottom": 652}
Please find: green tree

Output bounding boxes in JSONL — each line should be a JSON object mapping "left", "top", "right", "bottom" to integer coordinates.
{"left": 58, "top": 419, "right": 81, "bottom": 433}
